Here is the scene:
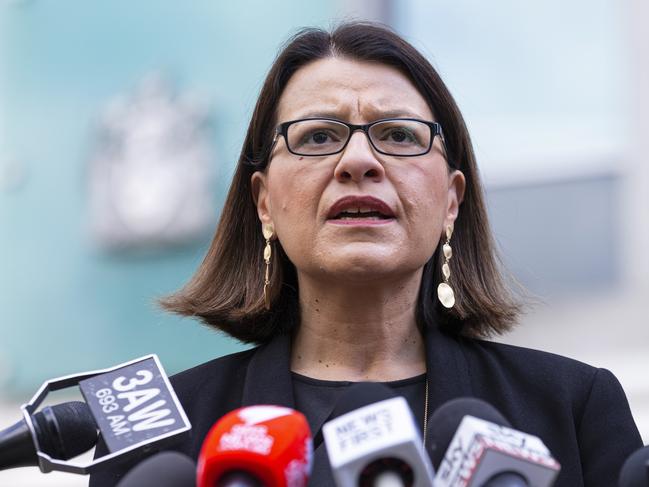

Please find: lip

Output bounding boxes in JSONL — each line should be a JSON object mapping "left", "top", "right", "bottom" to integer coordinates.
{"left": 326, "top": 195, "right": 396, "bottom": 225}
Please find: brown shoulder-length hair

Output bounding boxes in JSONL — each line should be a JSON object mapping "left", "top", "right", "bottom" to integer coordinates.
{"left": 161, "top": 21, "right": 521, "bottom": 344}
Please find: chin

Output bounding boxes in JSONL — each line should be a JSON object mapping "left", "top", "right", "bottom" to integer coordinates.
{"left": 321, "top": 251, "right": 421, "bottom": 283}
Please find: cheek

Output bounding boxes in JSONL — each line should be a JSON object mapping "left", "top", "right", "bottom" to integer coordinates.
{"left": 397, "top": 168, "right": 449, "bottom": 258}
{"left": 400, "top": 168, "right": 449, "bottom": 222}
{"left": 268, "top": 172, "right": 320, "bottom": 219}
{"left": 266, "top": 165, "right": 324, "bottom": 251}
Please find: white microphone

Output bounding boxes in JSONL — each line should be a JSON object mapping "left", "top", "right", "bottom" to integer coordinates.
{"left": 323, "top": 383, "right": 435, "bottom": 487}
{"left": 428, "top": 398, "right": 560, "bottom": 487}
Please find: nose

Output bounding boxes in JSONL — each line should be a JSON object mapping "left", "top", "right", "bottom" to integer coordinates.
{"left": 333, "top": 130, "right": 385, "bottom": 183}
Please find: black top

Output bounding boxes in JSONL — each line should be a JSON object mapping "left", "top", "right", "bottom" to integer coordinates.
{"left": 292, "top": 372, "right": 427, "bottom": 443}
{"left": 89, "top": 326, "right": 643, "bottom": 487}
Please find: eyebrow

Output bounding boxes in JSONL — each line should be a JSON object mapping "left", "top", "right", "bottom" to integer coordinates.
{"left": 293, "top": 108, "right": 428, "bottom": 121}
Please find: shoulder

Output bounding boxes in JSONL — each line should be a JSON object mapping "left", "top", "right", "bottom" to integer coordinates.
{"left": 465, "top": 336, "right": 588, "bottom": 367}
{"left": 453, "top": 335, "right": 635, "bottom": 433}
{"left": 167, "top": 347, "right": 259, "bottom": 458}
{"left": 460, "top": 337, "right": 601, "bottom": 391}
{"left": 461, "top": 337, "right": 638, "bottom": 418}
{"left": 169, "top": 346, "right": 258, "bottom": 416}
{"left": 454, "top": 336, "right": 642, "bottom": 485}
{"left": 170, "top": 346, "right": 257, "bottom": 394}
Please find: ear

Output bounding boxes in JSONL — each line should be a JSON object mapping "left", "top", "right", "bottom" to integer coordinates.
{"left": 445, "top": 169, "right": 466, "bottom": 227}
{"left": 251, "top": 171, "right": 273, "bottom": 225}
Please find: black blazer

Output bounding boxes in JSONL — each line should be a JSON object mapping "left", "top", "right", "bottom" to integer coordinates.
{"left": 90, "top": 326, "right": 643, "bottom": 486}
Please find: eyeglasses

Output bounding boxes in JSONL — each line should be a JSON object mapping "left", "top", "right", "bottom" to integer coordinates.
{"left": 273, "top": 117, "right": 446, "bottom": 158}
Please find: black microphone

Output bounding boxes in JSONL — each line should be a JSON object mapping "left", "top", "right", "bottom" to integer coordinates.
{"left": 618, "top": 445, "right": 649, "bottom": 487}
{"left": 12, "top": 354, "right": 190, "bottom": 476}
{"left": 116, "top": 451, "right": 196, "bottom": 486}
{"left": 0, "top": 401, "right": 98, "bottom": 470}
{"left": 322, "top": 382, "right": 435, "bottom": 487}
{"left": 427, "top": 397, "right": 560, "bottom": 487}
{"left": 427, "top": 397, "right": 527, "bottom": 487}
{"left": 427, "top": 397, "right": 510, "bottom": 470}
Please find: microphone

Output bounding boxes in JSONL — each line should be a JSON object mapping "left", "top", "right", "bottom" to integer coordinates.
{"left": 116, "top": 451, "right": 196, "bottom": 486}
{"left": 322, "top": 382, "right": 435, "bottom": 487}
{"left": 618, "top": 445, "right": 649, "bottom": 487}
{"left": 196, "top": 404, "right": 312, "bottom": 487}
{"left": 15, "top": 354, "right": 190, "bottom": 475}
{"left": 427, "top": 397, "right": 560, "bottom": 487}
{"left": 0, "top": 401, "right": 98, "bottom": 470}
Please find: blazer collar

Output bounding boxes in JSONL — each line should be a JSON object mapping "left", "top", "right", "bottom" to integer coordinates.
{"left": 241, "top": 333, "right": 295, "bottom": 408}
{"left": 423, "top": 325, "right": 474, "bottom": 413}
{"left": 241, "top": 326, "right": 473, "bottom": 415}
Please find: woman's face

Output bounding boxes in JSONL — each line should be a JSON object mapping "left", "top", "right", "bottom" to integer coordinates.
{"left": 252, "top": 57, "right": 465, "bottom": 284}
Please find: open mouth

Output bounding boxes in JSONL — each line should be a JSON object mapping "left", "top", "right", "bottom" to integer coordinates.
{"left": 330, "top": 208, "right": 392, "bottom": 220}
{"left": 327, "top": 196, "right": 396, "bottom": 222}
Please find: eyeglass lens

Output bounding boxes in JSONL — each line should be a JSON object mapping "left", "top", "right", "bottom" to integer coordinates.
{"left": 286, "top": 119, "right": 432, "bottom": 156}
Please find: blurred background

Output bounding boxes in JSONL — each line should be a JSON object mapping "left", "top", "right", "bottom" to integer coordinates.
{"left": 1, "top": 0, "right": 647, "bottom": 484}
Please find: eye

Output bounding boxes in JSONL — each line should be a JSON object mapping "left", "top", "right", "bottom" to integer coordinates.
{"left": 286, "top": 119, "right": 349, "bottom": 154}
{"left": 290, "top": 122, "right": 346, "bottom": 149}
{"left": 386, "top": 128, "right": 413, "bottom": 143}
{"left": 378, "top": 126, "right": 417, "bottom": 144}
{"left": 372, "top": 120, "right": 429, "bottom": 150}
{"left": 309, "top": 131, "right": 333, "bottom": 144}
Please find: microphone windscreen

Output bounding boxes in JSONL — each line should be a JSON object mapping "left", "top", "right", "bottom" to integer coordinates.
{"left": 618, "top": 445, "right": 649, "bottom": 487}
{"left": 426, "top": 397, "right": 510, "bottom": 469}
{"left": 116, "top": 451, "right": 196, "bottom": 487}
{"left": 329, "top": 382, "right": 397, "bottom": 419}
{"left": 33, "top": 401, "right": 98, "bottom": 460}
{"left": 197, "top": 405, "right": 312, "bottom": 487}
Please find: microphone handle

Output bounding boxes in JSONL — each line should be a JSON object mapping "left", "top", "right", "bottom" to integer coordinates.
{"left": 0, "top": 420, "right": 37, "bottom": 470}
{"left": 217, "top": 470, "right": 263, "bottom": 487}
{"left": 482, "top": 471, "right": 529, "bottom": 487}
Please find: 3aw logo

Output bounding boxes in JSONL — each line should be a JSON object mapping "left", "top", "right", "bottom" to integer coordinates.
{"left": 80, "top": 356, "right": 188, "bottom": 453}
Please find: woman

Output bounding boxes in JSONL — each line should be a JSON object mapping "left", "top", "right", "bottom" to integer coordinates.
{"left": 90, "top": 22, "right": 642, "bottom": 486}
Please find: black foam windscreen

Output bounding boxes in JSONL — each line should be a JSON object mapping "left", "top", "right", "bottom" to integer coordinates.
{"left": 32, "top": 401, "right": 98, "bottom": 460}
{"left": 117, "top": 451, "right": 196, "bottom": 487}
{"left": 425, "top": 397, "right": 511, "bottom": 469}
{"left": 329, "top": 382, "right": 398, "bottom": 420}
{"left": 618, "top": 445, "right": 649, "bottom": 487}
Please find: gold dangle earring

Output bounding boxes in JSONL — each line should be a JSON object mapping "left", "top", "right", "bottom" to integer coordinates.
{"left": 437, "top": 224, "right": 455, "bottom": 309}
{"left": 262, "top": 223, "right": 274, "bottom": 310}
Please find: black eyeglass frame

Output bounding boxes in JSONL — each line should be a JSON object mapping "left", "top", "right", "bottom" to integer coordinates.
{"left": 272, "top": 117, "right": 452, "bottom": 165}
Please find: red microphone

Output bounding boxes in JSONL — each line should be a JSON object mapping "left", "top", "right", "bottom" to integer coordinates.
{"left": 197, "top": 405, "right": 312, "bottom": 487}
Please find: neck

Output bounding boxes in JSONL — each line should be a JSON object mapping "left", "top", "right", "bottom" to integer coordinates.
{"left": 291, "top": 271, "right": 426, "bottom": 382}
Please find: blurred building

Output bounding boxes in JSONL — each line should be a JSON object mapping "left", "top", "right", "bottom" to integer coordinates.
{"left": 391, "top": 0, "right": 649, "bottom": 442}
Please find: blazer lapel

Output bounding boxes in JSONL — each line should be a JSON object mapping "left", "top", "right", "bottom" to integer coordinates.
{"left": 241, "top": 333, "right": 295, "bottom": 408}
{"left": 424, "top": 326, "right": 474, "bottom": 415}
{"left": 240, "top": 332, "right": 330, "bottom": 446}
{"left": 241, "top": 333, "right": 335, "bottom": 484}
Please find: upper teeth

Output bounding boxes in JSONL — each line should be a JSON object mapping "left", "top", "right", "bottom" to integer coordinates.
{"left": 345, "top": 207, "right": 373, "bottom": 213}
